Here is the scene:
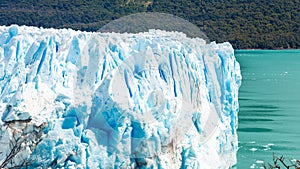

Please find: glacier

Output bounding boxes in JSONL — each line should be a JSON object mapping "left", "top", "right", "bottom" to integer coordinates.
{"left": 0, "top": 25, "right": 241, "bottom": 169}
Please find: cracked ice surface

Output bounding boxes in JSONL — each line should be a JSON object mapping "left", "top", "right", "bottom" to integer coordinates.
{"left": 0, "top": 25, "right": 241, "bottom": 169}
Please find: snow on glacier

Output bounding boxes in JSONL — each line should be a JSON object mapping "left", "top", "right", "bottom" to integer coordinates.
{"left": 0, "top": 25, "right": 241, "bottom": 169}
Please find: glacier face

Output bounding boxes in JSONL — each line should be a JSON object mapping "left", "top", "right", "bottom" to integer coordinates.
{"left": 0, "top": 25, "right": 241, "bottom": 169}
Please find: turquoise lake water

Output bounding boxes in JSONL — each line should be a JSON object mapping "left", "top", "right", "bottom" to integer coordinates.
{"left": 235, "top": 50, "right": 300, "bottom": 168}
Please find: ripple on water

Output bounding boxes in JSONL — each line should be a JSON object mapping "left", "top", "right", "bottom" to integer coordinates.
{"left": 238, "top": 127, "right": 273, "bottom": 133}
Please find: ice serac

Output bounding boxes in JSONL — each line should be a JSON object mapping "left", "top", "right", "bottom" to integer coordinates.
{"left": 0, "top": 25, "right": 241, "bottom": 169}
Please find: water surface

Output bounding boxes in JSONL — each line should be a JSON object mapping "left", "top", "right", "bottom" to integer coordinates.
{"left": 235, "top": 50, "right": 300, "bottom": 168}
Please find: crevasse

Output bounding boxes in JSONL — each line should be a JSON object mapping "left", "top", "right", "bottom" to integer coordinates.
{"left": 0, "top": 25, "right": 241, "bottom": 169}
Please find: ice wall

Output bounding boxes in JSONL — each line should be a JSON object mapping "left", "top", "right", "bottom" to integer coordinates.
{"left": 0, "top": 25, "right": 241, "bottom": 169}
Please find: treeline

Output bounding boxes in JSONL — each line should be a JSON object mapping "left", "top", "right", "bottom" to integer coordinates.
{"left": 0, "top": 0, "right": 299, "bottom": 49}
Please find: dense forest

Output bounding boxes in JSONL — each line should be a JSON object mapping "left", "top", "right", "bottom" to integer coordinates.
{"left": 0, "top": 0, "right": 299, "bottom": 49}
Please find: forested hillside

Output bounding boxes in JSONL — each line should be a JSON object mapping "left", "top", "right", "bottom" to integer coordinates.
{"left": 0, "top": 0, "right": 299, "bottom": 49}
